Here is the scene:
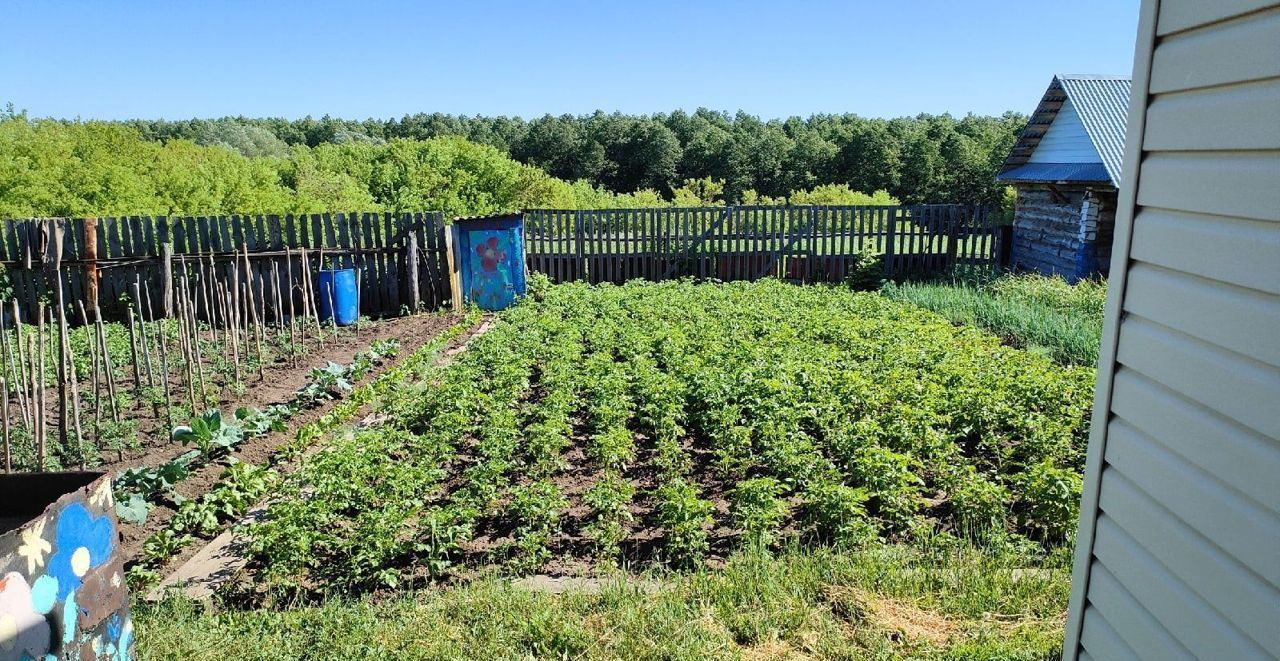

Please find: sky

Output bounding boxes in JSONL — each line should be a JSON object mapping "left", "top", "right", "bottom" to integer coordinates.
{"left": 2, "top": 0, "right": 1140, "bottom": 122}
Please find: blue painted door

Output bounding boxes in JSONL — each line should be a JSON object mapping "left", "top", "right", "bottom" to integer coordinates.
{"left": 464, "top": 228, "right": 521, "bottom": 310}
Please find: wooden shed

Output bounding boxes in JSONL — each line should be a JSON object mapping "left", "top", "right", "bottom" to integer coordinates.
{"left": 997, "top": 75, "right": 1131, "bottom": 280}
{"left": 1063, "top": 1, "right": 1280, "bottom": 659}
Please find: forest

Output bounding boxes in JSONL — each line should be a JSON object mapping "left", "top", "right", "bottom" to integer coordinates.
{"left": 0, "top": 105, "right": 1021, "bottom": 220}
{"left": 125, "top": 109, "right": 1024, "bottom": 205}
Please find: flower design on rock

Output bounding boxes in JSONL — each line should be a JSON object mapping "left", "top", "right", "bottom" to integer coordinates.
{"left": 476, "top": 236, "right": 506, "bottom": 272}
{"left": 89, "top": 479, "right": 114, "bottom": 510}
{"left": 0, "top": 572, "right": 51, "bottom": 659}
{"left": 47, "top": 502, "right": 115, "bottom": 601}
{"left": 17, "top": 519, "right": 51, "bottom": 575}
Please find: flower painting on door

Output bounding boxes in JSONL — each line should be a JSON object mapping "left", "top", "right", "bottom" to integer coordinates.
{"left": 466, "top": 230, "right": 516, "bottom": 310}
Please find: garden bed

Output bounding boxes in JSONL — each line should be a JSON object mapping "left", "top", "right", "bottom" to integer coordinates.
{"left": 239, "top": 280, "right": 1095, "bottom": 600}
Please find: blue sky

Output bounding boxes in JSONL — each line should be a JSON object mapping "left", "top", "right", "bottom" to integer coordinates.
{"left": 3, "top": 0, "right": 1140, "bottom": 121}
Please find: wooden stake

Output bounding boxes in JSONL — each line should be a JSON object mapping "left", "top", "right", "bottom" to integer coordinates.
{"left": 1, "top": 378, "right": 9, "bottom": 472}
{"left": 127, "top": 306, "right": 142, "bottom": 406}
{"left": 134, "top": 278, "right": 156, "bottom": 391}
{"left": 0, "top": 303, "right": 14, "bottom": 410}
{"left": 65, "top": 322, "right": 85, "bottom": 470}
{"left": 182, "top": 275, "right": 208, "bottom": 406}
{"left": 26, "top": 334, "right": 38, "bottom": 458}
{"left": 78, "top": 301, "right": 101, "bottom": 440}
{"left": 94, "top": 302, "right": 120, "bottom": 423}
{"left": 57, "top": 302, "right": 69, "bottom": 455}
{"left": 144, "top": 281, "right": 174, "bottom": 430}
{"left": 35, "top": 314, "right": 46, "bottom": 470}
{"left": 10, "top": 299, "right": 30, "bottom": 427}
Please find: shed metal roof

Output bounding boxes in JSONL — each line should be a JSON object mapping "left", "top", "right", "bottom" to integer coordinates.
{"left": 997, "top": 74, "right": 1131, "bottom": 186}
{"left": 997, "top": 162, "right": 1113, "bottom": 184}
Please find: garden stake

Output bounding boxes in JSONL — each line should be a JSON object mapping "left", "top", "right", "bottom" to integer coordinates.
{"left": 35, "top": 318, "right": 45, "bottom": 470}
{"left": 145, "top": 280, "right": 175, "bottom": 430}
{"left": 224, "top": 281, "right": 242, "bottom": 381}
{"left": 10, "top": 298, "right": 30, "bottom": 427}
{"left": 56, "top": 301, "right": 69, "bottom": 454}
{"left": 1, "top": 377, "right": 9, "bottom": 472}
{"left": 284, "top": 247, "right": 300, "bottom": 364}
{"left": 187, "top": 280, "right": 209, "bottom": 405}
{"left": 78, "top": 301, "right": 101, "bottom": 438}
{"left": 243, "top": 246, "right": 265, "bottom": 377}
{"left": 134, "top": 278, "right": 157, "bottom": 391}
{"left": 200, "top": 256, "right": 217, "bottom": 341}
{"left": 176, "top": 284, "right": 197, "bottom": 411}
{"left": 0, "top": 303, "right": 14, "bottom": 406}
{"left": 94, "top": 301, "right": 120, "bottom": 423}
{"left": 127, "top": 305, "right": 143, "bottom": 405}
{"left": 65, "top": 320, "right": 85, "bottom": 469}
{"left": 271, "top": 259, "right": 286, "bottom": 345}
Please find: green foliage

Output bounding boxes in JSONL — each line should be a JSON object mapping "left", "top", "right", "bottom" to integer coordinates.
{"left": 801, "top": 482, "right": 875, "bottom": 547}
{"left": 1018, "top": 459, "right": 1083, "bottom": 543}
{"left": 4, "top": 108, "right": 1022, "bottom": 219}
{"left": 172, "top": 409, "right": 245, "bottom": 458}
{"left": 243, "top": 280, "right": 1092, "bottom": 597}
{"left": 582, "top": 472, "right": 635, "bottom": 564}
{"left": 882, "top": 271, "right": 1106, "bottom": 365}
{"left": 730, "top": 477, "right": 790, "bottom": 546}
{"left": 655, "top": 478, "right": 715, "bottom": 567}
{"left": 843, "top": 246, "right": 884, "bottom": 292}
{"left": 136, "top": 545, "right": 1071, "bottom": 660}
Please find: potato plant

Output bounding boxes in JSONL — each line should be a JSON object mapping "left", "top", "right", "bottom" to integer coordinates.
{"left": 244, "top": 280, "right": 1094, "bottom": 597}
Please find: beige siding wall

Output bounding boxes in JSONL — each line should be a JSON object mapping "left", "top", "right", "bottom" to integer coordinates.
{"left": 1065, "top": 2, "right": 1280, "bottom": 660}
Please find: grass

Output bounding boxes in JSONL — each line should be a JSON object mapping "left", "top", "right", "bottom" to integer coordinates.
{"left": 135, "top": 544, "right": 1070, "bottom": 660}
{"left": 881, "top": 271, "right": 1106, "bottom": 367}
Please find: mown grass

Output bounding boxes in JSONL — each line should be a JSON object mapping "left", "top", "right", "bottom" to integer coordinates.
{"left": 881, "top": 272, "right": 1106, "bottom": 367}
{"left": 135, "top": 544, "right": 1069, "bottom": 660}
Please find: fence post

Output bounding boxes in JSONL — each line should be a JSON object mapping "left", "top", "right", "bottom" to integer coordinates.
{"left": 575, "top": 210, "right": 585, "bottom": 282}
{"left": 883, "top": 207, "right": 897, "bottom": 279}
{"left": 945, "top": 206, "right": 960, "bottom": 270}
{"left": 405, "top": 229, "right": 420, "bottom": 313}
{"left": 160, "top": 241, "right": 174, "bottom": 318}
{"left": 82, "top": 218, "right": 99, "bottom": 318}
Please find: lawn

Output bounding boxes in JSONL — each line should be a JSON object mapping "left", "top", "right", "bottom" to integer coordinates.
{"left": 136, "top": 279, "right": 1094, "bottom": 659}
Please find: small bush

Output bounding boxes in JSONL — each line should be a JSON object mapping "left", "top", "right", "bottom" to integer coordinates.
{"left": 730, "top": 477, "right": 790, "bottom": 546}
{"left": 1018, "top": 459, "right": 1083, "bottom": 543}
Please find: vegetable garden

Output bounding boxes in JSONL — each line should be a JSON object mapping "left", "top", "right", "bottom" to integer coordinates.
{"left": 242, "top": 278, "right": 1095, "bottom": 599}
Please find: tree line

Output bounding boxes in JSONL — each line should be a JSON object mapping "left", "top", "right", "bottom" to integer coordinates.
{"left": 121, "top": 109, "right": 1025, "bottom": 206}
{"left": 0, "top": 109, "right": 909, "bottom": 221}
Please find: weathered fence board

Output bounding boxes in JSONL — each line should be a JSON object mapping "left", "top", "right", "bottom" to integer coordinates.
{"left": 0, "top": 205, "right": 1005, "bottom": 323}
{"left": 0, "top": 213, "right": 451, "bottom": 323}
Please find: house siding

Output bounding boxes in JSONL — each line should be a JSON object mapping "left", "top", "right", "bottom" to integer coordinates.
{"left": 1064, "top": 2, "right": 1280, "bottom": 661}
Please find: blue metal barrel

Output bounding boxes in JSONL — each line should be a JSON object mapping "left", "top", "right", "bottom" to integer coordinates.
{"left": 316, "top": 268, "right": 359, "bottom": 326}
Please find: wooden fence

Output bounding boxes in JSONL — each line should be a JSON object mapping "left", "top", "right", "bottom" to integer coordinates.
{"left": 525, "top": 204, "right": 1007, "bottom": 285}
{"left": 0, "top": 205, "right": 1006, "bottom": 323}
{"left": 0, "top": 213, "right": 450, "bottom": 324}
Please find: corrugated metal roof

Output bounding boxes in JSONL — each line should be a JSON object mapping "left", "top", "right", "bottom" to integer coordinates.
{"left": 1058, "top": 75, "right": 1131, "bottom": 185}
{"left": 998, "top": 75, "right": 1131, "bottom": 187}
{"left": 996, "top": 162, "right": 1113, "bottom": 183}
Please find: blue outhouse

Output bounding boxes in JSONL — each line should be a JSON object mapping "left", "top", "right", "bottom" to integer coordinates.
{"left": 450, "top": 213, "right": 527, "bottom": 311}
